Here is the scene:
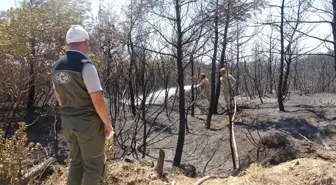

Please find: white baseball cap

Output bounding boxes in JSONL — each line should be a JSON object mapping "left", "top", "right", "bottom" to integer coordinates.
{"left": 66, "top": 25, "right": 89, "bottom": 44}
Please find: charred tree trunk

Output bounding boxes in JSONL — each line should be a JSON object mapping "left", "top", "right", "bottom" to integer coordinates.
{"left": 128, "top": 27, "right": 137, "bottom": 117}
{"left": 321, "top": 60, "right": 326, "bottom": 92}
{"left": 26, "top": 40, "right": 36, "bottom": 120}
{"left": 190, "top": 54, "right": 195, "bottom": 117}
{"left": 268, "top": 38, "right": 273, "bottom": 94}
{"left": 282, "top": 57, "right": 291, "bottom": 97}
{"left": 235, "top": 23, "right": 240, "bottom": 95}
{"left": 254, "top": 60, "right": 264, "bottom": 104}
{"left": 243, "top": 72, "right": 252, "bottom": 99}
{"left": 206, "top": 0, "right": 219, "bottom": 129}
{"left": 54, "top": 112, "right": 61, "bottom": 162}
{"left": 277, "top": 0, "right": 285, "bottom": 111}
{"left": 333, "top": 0, "right": 336, "bottom": 72}
{"left": 128, "top": 65, "right": 136, "bottom": 116}
{"left": 293, "top": 60, "right": 298, "bottom": 91}
{"left": 27, "top": 61, "right": 35, "bottom": 111}
{"left": 214, "top": 0, "right": 231, "bottom": 113}
{"left": 173, "top": 0, "right": 186, "bottom": 167}
{"left": 141, "top": 54, "right": 147, "bottom": 159}
{"left": 322, "top": 0, "right": 336, "bottom": 92}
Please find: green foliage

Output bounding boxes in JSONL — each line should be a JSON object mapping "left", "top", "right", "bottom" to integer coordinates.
{"left": 0, "top": 0, "right": 92, "bottom": 112}
{"left": 0, "top": 0, "right": 91, "bottom": 59}
{"left": 88, "top": 54, "right": 101, "bottom": 67}
{"left": 59, "top": 46, "right": 67, "bottom": 56}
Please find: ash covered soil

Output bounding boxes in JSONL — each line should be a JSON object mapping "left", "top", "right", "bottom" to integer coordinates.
{"left": 126, "top": 92, "right": 336, "bottom": 176}
{"left": 27, "top": 92, "right": 336, "bottom": 182}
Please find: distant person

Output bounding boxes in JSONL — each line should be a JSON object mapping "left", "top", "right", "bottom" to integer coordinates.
{"left": 51, "top": 25, "right": 113, "bottom": 185}
{"left": 219, "top": 68, "right": 236, "bottom": 105}
{"left": 196, "top": 73, "right": 211, "bottom": 102}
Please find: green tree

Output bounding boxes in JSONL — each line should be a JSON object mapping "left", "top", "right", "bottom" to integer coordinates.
{"left": 0, "top": 0, "right": 91, "bottom": 134}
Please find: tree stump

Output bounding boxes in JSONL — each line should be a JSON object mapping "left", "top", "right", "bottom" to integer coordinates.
{"left": 156, "top": 149, "right": 165, "bottom": 177}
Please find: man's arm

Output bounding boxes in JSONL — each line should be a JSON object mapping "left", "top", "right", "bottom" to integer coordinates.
{"left": 90, "top": 91, "right": 110, "bottom": 126}
{"left": 196, "top": 79, "right": 204, "bottom": 88}
{"left": 53, "top": 83, "right": 62, "bottom": 106}
{"left": 54, "top": 89, "right": 62, "bottom": 106}
{"left": 82, "top": 63, "right": 113, "bottom": 134}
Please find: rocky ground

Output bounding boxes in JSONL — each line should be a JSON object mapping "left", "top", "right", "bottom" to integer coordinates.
{"left": 24, "top": 91, "right": 336, "bottom": 184}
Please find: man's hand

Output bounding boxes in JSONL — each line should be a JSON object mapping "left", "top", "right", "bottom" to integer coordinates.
{"left": 104, "top": 122, "right": 113, "bottom": 135}
{"left": 104, "top": 123, "right": 115, "bottom": 140}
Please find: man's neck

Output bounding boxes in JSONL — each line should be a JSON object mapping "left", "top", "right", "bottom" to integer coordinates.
{"left": 67, "top": 49, "right": 87, "bottom": 57}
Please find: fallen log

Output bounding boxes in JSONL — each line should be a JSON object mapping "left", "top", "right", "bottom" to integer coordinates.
{"left": 15, "top": 157, "right": 56, "bottom": 185}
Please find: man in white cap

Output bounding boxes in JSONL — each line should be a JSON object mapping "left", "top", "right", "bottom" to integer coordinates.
{"left": 51, "top": 25, "right": 113, "bottom": 185}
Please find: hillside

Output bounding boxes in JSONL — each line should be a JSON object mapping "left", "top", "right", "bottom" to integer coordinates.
{"left": 31, "top": 92, "right": 336, "bottom": 185}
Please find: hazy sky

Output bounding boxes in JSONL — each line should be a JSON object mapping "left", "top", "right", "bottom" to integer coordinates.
{"left": 1, "top": 0, "right": 16, "bottom": 11}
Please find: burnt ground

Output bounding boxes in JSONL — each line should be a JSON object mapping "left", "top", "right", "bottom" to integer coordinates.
{"left": 23, "top": 92, "right": 336, "bottom": 179}
{"left": 128, "top": 91, "right": 336, "bottom": 176}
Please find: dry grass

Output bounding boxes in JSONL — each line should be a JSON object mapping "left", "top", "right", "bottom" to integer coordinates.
{"left": 43, "top": 157, "right": 336, "bottom": 185}
{"left": 216, "top": 158, "right": 336, "bottom": 185}
{"left": 103, "top": 159, "right": 190, "bottom": 185}
{"left": 43, "top": 159, "right": 196, "bottom": 185}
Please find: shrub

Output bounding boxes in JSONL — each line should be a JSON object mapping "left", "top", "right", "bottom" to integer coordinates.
{"left": 0, "top": 122, "right": 40, "bottom": 184}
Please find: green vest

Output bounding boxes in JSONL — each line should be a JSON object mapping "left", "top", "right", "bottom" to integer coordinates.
{"left": 51, "top": 50, "right": 102, "bottom": 132}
